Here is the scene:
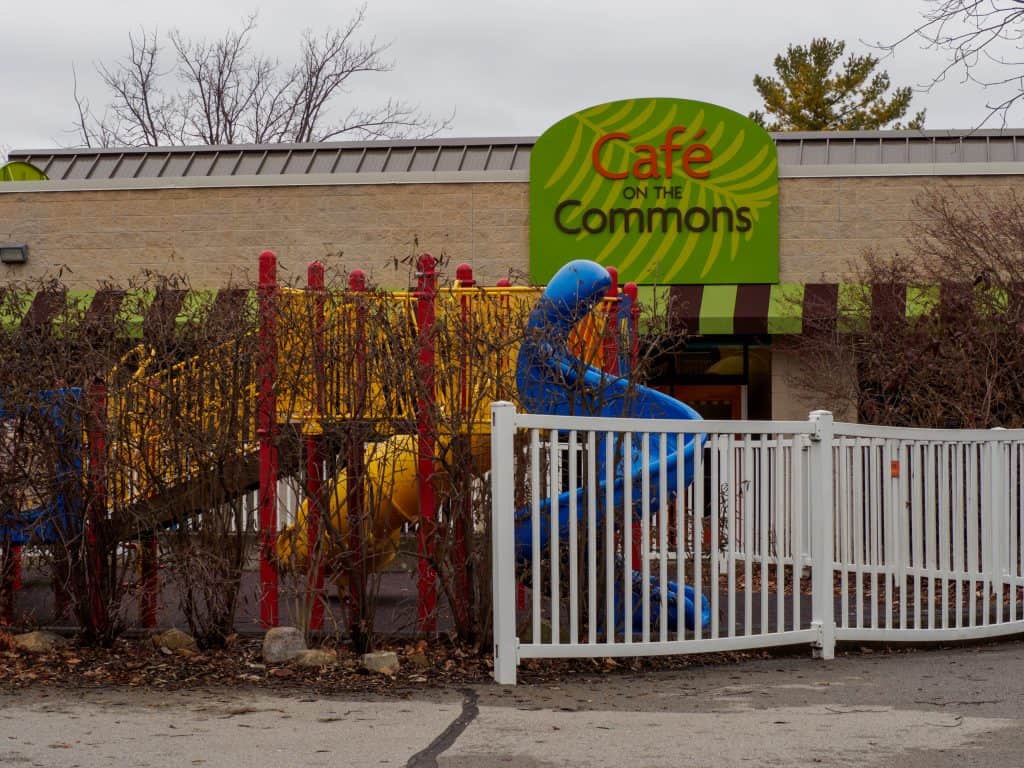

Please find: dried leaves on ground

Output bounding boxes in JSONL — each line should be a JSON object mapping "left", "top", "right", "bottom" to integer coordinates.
{"left": 0, "top": 631, "right": 830, "bottom": 694}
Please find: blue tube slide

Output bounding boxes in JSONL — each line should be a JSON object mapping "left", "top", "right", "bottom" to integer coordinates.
{"left": 514, "top": 260, "right": 711, "bottom": 632}
{"left": 0, "top": 389, "right": 83, "bottom": 545}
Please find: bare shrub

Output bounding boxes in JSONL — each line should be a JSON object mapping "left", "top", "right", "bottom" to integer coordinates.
{"left": 1, "top": 257, "right": 673, "bottom": 652}
{"left": 786, "top": 188, "right": 1024, "bottom": 428}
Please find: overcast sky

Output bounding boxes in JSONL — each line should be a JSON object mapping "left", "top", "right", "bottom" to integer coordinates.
{"left": 1, "top": 0, "right": 1012, "bottom": 153}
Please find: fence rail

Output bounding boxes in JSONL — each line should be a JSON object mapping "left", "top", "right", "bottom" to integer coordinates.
{"left": 490, "top": 403, "right": 1024, "bottom": 684}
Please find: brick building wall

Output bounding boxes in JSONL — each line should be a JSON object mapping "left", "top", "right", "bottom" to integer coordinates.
{"left": 4, "top": 174, "right": 1024, "bottom": 290}
{"left": 0, "top": 183, "right": 528, "bottom": 289}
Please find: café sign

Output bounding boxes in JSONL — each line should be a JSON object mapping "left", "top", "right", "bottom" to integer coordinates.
{"left": 529, "top": 98, "right": 779, "bottom": 285}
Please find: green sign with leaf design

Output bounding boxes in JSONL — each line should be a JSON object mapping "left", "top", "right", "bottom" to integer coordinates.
{"left": 529, "top": 98, "right": 779, "bottom": 285}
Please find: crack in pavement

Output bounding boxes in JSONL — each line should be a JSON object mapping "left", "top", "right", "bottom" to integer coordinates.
{"left": 406, "top": 688, "right": 480, "bottom": 768}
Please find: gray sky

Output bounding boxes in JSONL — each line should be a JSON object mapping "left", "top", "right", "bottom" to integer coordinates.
{"left": 0, "top": 0, "right": 1010, "bottom": 153}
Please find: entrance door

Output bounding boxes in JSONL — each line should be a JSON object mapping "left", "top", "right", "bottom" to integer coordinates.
{"left": 657, "top": 384, "right": 744, "bottom": 419}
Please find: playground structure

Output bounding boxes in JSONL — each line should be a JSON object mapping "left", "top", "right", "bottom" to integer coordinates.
{"left": 515, "top": 260, "right": 709, "bottom": 632}
{"left": 3, "top": 252, "right": 712, "bottom": 638}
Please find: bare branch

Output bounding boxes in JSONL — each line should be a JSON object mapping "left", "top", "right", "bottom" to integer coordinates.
{"left": 875, "top": 1, "right": 1024, "bottom": 125}
{"left": 68, "top": 7, "right": 449, "bottom": 147}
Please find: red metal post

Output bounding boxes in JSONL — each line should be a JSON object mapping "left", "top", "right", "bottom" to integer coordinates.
{"left": 10, "top": 546, "right": 21, "bottom": 592}
{"left": 86, "top": 379, "right": 108, "bottom": 635}
{"left": 304, "top": 438, "right": 325, "bottom": 631}
{"left": 495, "top": 277, "right": 512, "bottom": 402}
{"left": 140, "top": 378, "right": 160, "bottom": 631}
{"left": 257, "top": 250, "right": 280, "bottom": 628}
{"left": 599, "top": 270, "right": 641, "bottom": 566}
{"left": 624, "top": 282, "right": 644, "bottom": 566}
{"left": 346, "top": 269, "right": 367, "bottom": 637}
{"left": 495, "top": 276, "right": 530, "bottom": 611}
{"left": 455, "top": 263, "right": 475, "bottom": 417}
{"left": 623, "top": 282, "right": 640, "bottom": 374}
{"left": 452, "top": 263, "right": 475, "bottom": 627}
{"left": 601, "top": 267, "right": 621, "bottom": 376}
{"left": 0, "top": 544, "right": 19, "bottom": 625}
{"left": 415, "top": 253, "right": 439, "bottom": 632}
{"left": 140, "top": 533, "right": 158, "bottom": 629}
{"left": 306, "top": 261, "right": 327, "bottom": 632}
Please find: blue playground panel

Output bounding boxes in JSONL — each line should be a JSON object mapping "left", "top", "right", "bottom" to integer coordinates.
{"left": 0, "top": 388, "right": 83, "bottom": 545}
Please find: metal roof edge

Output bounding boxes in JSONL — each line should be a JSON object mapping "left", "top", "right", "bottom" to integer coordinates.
{"left": 4, "top": 162, "right": 1024, "bottom": 194}
{"left": 778, "top": 161, "right": 1024, "bottom": 178}
{"left": 9, "top": 136, "right": 539, "bottom": 157}
{"left": 15, "top": 128, "right": 1024, "bottom": 159}
{"left": 11, "top": 130, "right": 1024, "bottom": 186}
{"left": 769, "top": 128, "right": 1024, "bottom": 140}
{"left": 0, "top": 169, "right": 530, "bottom": 194}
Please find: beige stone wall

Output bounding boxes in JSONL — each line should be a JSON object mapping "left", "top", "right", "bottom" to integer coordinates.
{"left": 770, "top": 349, "right": 857, "bottom": 423}
{"left": 4, "top": 173, "right": 1024, "bottom": 288}
{"left": 0, "top": 183, "right": 529, "bottom": 289}
{"left": 778, "top": 174, "right": 1024, "bottom": 282}
{"left": 5, "top": 173, "right": 1024, "bottom": 288}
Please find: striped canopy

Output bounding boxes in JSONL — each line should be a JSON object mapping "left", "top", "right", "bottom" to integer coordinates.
{"left": 0, "top": 282, "right": 968, "bottom": 338}
{"left": 662, "top": 283, "right": 946, "bottom": 337}
{"left": 0, "top": 288, "right": 254, "bottom": 337}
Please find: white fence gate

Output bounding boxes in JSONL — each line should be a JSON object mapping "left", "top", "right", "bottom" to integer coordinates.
{"left": 490, "top": 403, "right": 1024, "bottom": 684}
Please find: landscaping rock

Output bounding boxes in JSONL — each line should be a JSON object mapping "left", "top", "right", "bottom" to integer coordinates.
{"left": 14, "top": 631, "right": 69, "bottom": 653}
{"left": 293, "top": 649, "right": 337, "bottom": 668}
{"left": 361, "top": 650, "right": 400, "bottom": 675}
{"left": 152, "top": 628, "right": 197, "bottom": 652}
{"left": 262, "top": 627, "right": 306, "bottom": 663}
{"left": 407, "top": 651, "right": 430, "bottom": 669}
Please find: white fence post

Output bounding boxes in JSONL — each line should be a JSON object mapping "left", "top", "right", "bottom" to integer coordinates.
{"left": 491, "top": 401, "right": 518, "bottom": 685}
{"left": 809, "top": 410, "right": 836, "bottom": 659}
{"left": 989, "top": 429, "right": 1008, "bottom": 612}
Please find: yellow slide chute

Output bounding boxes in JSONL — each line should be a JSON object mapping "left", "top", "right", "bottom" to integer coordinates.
{"left": 276, "top": 432, "right": 490, "bottom": 573}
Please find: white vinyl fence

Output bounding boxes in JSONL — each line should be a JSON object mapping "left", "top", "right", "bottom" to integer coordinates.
{"left": 490, "top": 403, "right": 1024, "bottom": 684}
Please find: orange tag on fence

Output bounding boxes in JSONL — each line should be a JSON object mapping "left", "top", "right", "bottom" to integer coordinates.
{"left": 890, "top": 460, "right": 900, "bottom": 478}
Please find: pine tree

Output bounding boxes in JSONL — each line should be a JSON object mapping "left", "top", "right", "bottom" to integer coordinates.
{"left": 750, "top": 38, "right": 925, "bottom": 131}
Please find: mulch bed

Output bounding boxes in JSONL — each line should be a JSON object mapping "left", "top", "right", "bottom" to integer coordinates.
{"left": 0, "top": 630, "right": 836, "bottom": 694}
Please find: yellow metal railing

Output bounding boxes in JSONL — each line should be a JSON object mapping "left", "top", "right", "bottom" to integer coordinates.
{"left": 101, "top": 282, "right": 621, "bottom": 508}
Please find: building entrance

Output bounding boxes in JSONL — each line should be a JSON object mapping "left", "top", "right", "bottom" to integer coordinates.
{"left": 646, "top": 342, "right": 771, "bottom": 419}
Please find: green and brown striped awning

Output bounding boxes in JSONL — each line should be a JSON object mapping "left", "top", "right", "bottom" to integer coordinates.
{"left": 661, "top": 283, "right": 951, "bottom": 337}
{"left": 0, "top": 282, "right": 973, "bottom": 338}
{"left": 0, "top": 288, "right": 255, "bottom": 337}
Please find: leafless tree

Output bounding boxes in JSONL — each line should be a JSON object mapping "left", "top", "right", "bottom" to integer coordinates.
{"left": 72, "top": 5, "right": 452, "bottom": 147}
{"left": 786, "top": 187, "right": 1024, "bottom": 428}
{"left": 879, "top": 1, "right": 1024, "bottom": 125}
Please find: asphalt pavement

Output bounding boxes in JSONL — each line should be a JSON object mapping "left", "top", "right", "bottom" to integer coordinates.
{"left": 4, "top": 641, "right": 1024, "bottom": 767}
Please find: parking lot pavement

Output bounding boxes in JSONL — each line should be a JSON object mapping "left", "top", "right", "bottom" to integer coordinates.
{"left": 3, "top": 643, "right": 1024, "bottom": 767}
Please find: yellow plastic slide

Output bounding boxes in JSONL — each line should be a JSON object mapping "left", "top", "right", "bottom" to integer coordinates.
{"left": 277, "top": 432, "right": 490, "bottom": 574}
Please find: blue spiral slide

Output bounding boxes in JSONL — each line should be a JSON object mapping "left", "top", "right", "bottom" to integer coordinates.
{"left": 514, "top": 259, "right": 711, "bottom": 633}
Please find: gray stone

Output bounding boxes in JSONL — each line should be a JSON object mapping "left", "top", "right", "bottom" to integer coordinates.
{"left": 361, "top": 650, "right": 400, "bottom": 675}
{"left": 262, "top": 626, "right": 306, "bottom": 663}
{"left": 13, "top": 631, "right": 70, "bottom": 653}
{"left": 293, "top": 649, "right": 337, "bottom": 668}
{"left": 152, "top": 628, "right": 197, "bottom": 652}
{"left": 407, "top": 650, "right": 430, "bottom": 669}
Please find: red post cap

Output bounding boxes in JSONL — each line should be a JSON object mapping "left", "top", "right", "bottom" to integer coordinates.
{"left": 606, "top": 266, "right": 619, "bottom": 297}
{"left": 455, "top": 263, "right": 475, "bottom": 287}
{"left": 259, "top": 250, "right": 277, "bottom": 286}
{"left": 417, "top": 253, "right": 437, "bottom": 274}
{"left": 307, "top": 261, "right": 325, "bottom": 289}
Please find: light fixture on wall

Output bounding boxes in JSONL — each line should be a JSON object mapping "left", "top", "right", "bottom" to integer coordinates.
{"left": 0, "top": 244, "right": 28, "bottom": 264}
